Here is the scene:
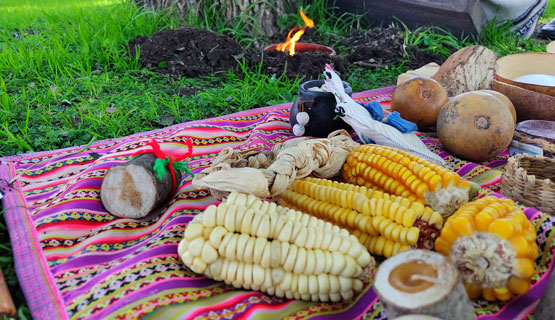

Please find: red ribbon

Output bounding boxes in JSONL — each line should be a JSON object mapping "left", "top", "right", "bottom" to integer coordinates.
{"left": 131, "top": 138, "right": 193, "bottom": 194}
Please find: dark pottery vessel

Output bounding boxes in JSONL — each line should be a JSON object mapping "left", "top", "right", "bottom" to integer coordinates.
{"left": 289, "top": 80, "right": 353, "bottom": 137}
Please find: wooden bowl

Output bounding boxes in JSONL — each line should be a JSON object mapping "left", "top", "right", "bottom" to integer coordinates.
{"left": 492, "top": 79, "right": 555, "bottom": 121}
{"left": 496, "top": 52, "right": 555, "bottom": 96}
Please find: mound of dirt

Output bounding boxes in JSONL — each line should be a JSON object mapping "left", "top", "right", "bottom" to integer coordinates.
{"left": 128, "top": 26, "right": 446, "bottom": 80}
{"left": 344, "top": 27, "right": 446, "bottom": 69}
{"left": 128, "top": 26, "right": 243, "bottom": 77}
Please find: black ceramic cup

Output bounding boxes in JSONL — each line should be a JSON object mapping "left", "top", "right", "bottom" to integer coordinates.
{"left": 289, "top": 80, "right": 353, "bottom": 137}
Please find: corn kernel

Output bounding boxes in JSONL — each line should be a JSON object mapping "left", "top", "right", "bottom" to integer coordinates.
{"left": 482, "top": 288, "right": 496, "bottom": 301}
{"left": 515, "top": 258, "right": 535, "bottom": 279}
{"left": 434, "top": 237, "right": 451, "bottom": 255}
{"left": 489, "top": 219, "right": 515, "bottom": 239}
{"left": 439, "top": 227, "right": 458, "bottom": 244}
{"left": 474, "top": 211, "right": 493, "bottom": 232}
{"left": 509, "top": 235, "right": 529, "bottom": 258}
{"left": 493, "top": 287, "right": 512, "bottom": 301}
{"left": 464, "top": 283, "right": 482, "bottom": 300}
{"left": 451, "top": 216, "right": 474, "bottom": 237}
{"left": 507, "top": 276, "right": 530, "bottom": 295}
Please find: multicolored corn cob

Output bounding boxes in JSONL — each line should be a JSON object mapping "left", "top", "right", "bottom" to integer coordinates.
{"left": 278, "top": 177, "right": 444, "bottom": 258}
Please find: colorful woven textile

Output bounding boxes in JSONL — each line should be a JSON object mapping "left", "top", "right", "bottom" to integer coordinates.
{"left": 1, "top": 87, "right": 553, "bottom": 320}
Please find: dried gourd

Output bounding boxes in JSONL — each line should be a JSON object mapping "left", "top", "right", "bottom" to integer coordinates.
{"left": 178, "top": 192, "right": 375, "bottom": 302}
{"left": 278, "top": 177, "right": 443, "bottom": 258}
{"left": 435, "top": 196, "right": 538, "bottom": 301}
{"left": 343, "top": 144, "right": 469, "bottom": 218}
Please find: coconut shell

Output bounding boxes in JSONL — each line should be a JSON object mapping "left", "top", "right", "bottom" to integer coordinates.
{"left": 495, "top": 52, "right": 555, "bottom": 97}
{"left": 492, "top": 80, "right": 555, "bottom": 122}
{"left": 433, "top": 46, "right": 497, "bottom": 97}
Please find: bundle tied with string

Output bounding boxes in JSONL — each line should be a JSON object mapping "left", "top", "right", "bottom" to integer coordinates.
{"left": 374, "top": 249, "right": 475, "bottom": 320}
{"left": 101, "top": 138, "right": 194, "bottom": 219}
{"left": 192, "top": 130, "right": 359, "bottom": 200}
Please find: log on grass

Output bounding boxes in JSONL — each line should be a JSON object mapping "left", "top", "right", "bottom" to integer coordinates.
{"left": 0, "top": 269, "right": 16, "bottom": 319}
{"left": 101, "top": 153, "right": 181, "bottom": 219}
{"left": 374, "top": 249, "right": 475, "bottom": 320}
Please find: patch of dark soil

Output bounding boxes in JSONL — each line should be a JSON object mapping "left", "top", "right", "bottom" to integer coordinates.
{"left": 129, "top": 25, "right": 447, "bottom": 81}
{"left": 345, "top": 28, "right": 404, "bottom": 66}
{"left": 128, "top": 26, "right": 243, "bottom": 77}
{"left": 344, "top": 27, "right": 446, "bottom": 69}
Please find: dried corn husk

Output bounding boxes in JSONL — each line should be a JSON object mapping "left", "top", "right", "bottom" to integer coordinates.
{"left": 192, "top": 130, "right": 359, "bottom": 199}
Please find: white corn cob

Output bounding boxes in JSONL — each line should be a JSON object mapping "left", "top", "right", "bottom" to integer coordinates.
{"left": 178, "top": 192, "right": 375, "bottom": 302}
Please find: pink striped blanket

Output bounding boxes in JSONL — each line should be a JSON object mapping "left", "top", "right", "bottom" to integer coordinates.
{"left": 1, "top": 87, "right": 553, "bottom": 319}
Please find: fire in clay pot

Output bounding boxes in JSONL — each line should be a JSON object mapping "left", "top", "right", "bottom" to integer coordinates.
{"left": 263, "top": 10, "right": 335, "bottom": 56}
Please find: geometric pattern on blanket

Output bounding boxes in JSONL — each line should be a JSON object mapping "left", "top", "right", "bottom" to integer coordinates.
{"left": 1, "top": 86, "right": 552, "bottom": 320}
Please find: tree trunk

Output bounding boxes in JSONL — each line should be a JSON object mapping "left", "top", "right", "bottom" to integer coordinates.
{"left": 374, "top": 249, "right": 475, "bottom": 320}
{"left": 137, "top": 0, "right": 299, "bottom": 39}
{"left": 101, "top": 154, "right": 181, "bottom": 219}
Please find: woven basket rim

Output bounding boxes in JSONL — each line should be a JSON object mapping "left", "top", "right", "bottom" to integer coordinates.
{"left": 508, "top": 154, "right": 554, "bottom": 184}
{"left": 501, "top": 154, "right": 555, "bottom": 214}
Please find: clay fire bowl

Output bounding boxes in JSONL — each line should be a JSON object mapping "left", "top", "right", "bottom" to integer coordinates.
{"left": 493, "top": 79, "right": 555, "bottom": 122}
{"left": 495, "top": 52, "right": 555, "bottom": 97}
{"left": 264, "top": 43, "right": 336, "bottom": 56}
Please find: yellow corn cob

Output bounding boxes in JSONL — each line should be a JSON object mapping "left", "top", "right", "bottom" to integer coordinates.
{"left": 435, "top": 196, "right": 538, "bottom": 301}
{"left": 342, "top": 144, "right": 470, "bottom": 218}
{"left": 178, "top": 192, "right": 375, "bottom": 302}
{"left": 302, "top": 177, "right": 443, "bottom": 228}
{"left": 278, "top": 178, "right": 444, "bottom": 258}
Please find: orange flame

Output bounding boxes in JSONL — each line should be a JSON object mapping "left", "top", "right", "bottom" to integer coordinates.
{"left": 276, "top": 10, "right": 314, "bottom": 56}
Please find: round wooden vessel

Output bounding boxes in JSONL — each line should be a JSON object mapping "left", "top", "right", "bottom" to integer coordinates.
{"left": 496, "top": 52, "right": 555, "bottom": 97}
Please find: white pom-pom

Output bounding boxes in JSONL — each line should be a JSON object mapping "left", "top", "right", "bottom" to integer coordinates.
{"left": 296, "top": 112, "right": 310, "bottom": 126}
{"left": 293, "top": 124, "right": 305, "bottom": 136}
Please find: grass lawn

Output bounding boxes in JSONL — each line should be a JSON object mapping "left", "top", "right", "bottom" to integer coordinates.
{"left": 1, "top": 0, "right": 554, "bottom": 318}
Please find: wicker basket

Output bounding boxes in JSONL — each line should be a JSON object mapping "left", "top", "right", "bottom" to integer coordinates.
{"left": 500, "top": 154, "right": 555, "bottom": 215}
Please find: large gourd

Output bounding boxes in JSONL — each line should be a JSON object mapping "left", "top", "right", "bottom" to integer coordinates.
{"left": 391, "top": 77, "right": 448, "bottom": 131}
{"left": 436, "top": 91, "right": 515, "bottom": 162}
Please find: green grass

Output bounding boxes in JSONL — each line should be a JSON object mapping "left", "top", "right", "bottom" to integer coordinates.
{"left": 540, "top": 0, "right": 555, "bottom": 23}
{"left": 1, "top": 0, "right": 554, "bottom": 318}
